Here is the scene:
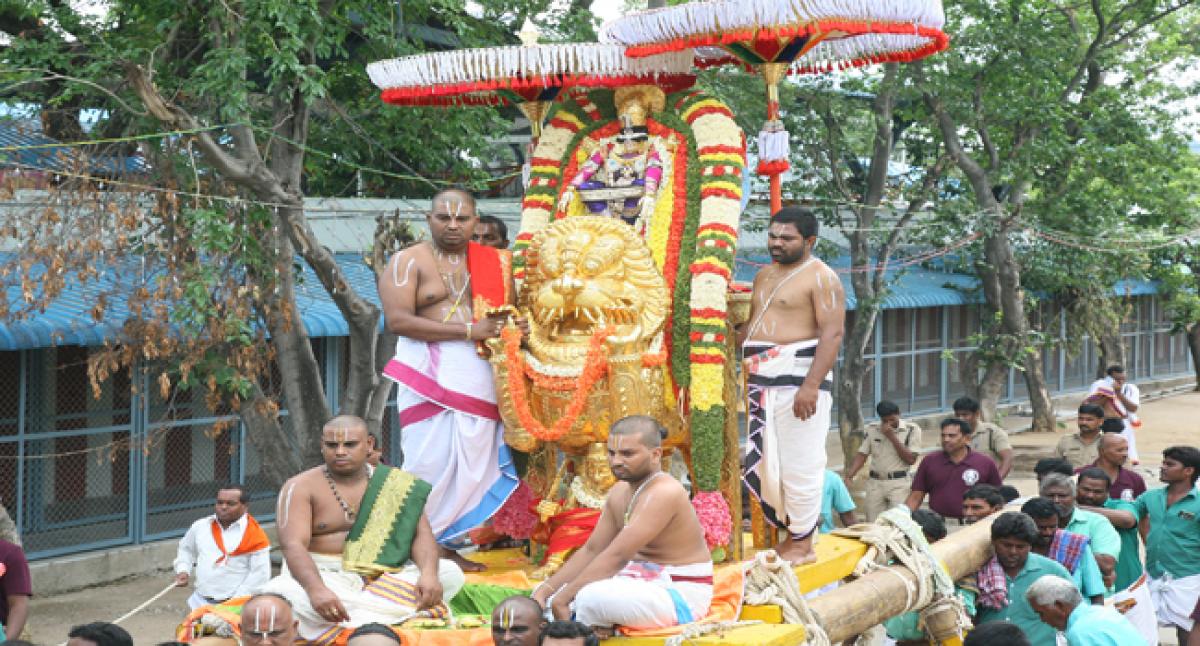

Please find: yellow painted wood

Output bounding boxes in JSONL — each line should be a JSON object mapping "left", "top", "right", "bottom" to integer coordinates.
{"left": 793, "top": 534, "right": 867, "bottom": 594}
{"left": 738, "top": 603, "right": 783, "bottom": 623}
{"left": 603, "top": 623, "right": 807, "bottom": 646}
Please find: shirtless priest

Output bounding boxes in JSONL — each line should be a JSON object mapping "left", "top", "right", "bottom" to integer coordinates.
{"left": 378, "top": 187, "right": 520, "bottom": 571}
{"left": 738, "top": 207, "right": 845, "bottom": 565}
{"left": 262, "top": 415, "right": 465, "bottom": 643}
{"left": 532, "top": 416, "right": 712, "bottom": 639}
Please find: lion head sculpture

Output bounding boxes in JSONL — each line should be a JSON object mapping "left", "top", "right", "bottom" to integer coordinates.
{"left": 522, "top": 216, "right": 669, "bottom": 362}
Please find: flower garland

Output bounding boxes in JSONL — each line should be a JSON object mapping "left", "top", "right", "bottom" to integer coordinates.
{"left": 491, "top": 480, "right": 538, "bottom": 540}
{"left": 679, "top": 93, "right": 744, "bottom": 521}
{"left": 503, "top": 324, "right": 612, "bottom": 442}
{"left": 692, "top": 490, "right": 733, "bottom": 551}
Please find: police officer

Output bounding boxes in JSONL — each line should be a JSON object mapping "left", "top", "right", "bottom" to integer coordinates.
{"left": 845, "top": 400, "right": 922, "bottom": 521}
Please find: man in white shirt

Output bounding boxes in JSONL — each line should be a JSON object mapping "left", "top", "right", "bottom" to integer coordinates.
{"left": 174, "top": 484, "right": 272, "bottom": 609}
{"left": 1088, "top": 365, "right": 1141, "bottom": 464}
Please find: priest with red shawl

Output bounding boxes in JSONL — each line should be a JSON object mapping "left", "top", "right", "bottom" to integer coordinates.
{"left": 379, "top": 188, "right": 521, "bottom": 571}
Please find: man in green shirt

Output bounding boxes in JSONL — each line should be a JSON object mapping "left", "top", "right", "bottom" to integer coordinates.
{"left": 974, "top": 512, "right": 1072, "bottom": 646}
{"left": 1040, "top": 472, "right": 1120, "bottom": 588}
{"left": 1133, "top": 445, "right": 1200, "bottom": 645}
{"left": 1075, "top": 467, "right": 1159, "bottom": 645}
{"left": 1075, "top": 467, "right": 1142, "bottom": 591}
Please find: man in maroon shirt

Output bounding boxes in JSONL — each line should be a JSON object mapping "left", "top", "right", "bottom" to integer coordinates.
{"left": 906, "top": 418, "right": 1002, "bottom": 526}
{"left": 0, "top": 539, "right": 30, "bottom": 640}
{"left": 1075, "top": 434, "right": 1146, "bottom": 502}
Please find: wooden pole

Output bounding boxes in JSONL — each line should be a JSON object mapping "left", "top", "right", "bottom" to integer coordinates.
{"left": 769, "top": 175, "right": 782, "bottom": 215}
{"left": 805, "top": 513, "right": 997, "bottom": 643}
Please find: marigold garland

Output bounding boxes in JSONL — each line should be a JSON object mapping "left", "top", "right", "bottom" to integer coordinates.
{"left": 503, "top": 324, "right": 612, "bottom": 443}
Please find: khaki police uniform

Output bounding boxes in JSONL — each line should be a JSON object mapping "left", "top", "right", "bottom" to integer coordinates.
{"left": 857, "top": 420, "right": 922, "bottom": 520}
{"left": 969, "top": 421, "right": 1012, "bottom": 470}
{"left": 1054, "top": 432, "right": 1102, "bottom": 468}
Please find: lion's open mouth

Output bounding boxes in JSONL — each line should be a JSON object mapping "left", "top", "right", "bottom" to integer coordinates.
{"left": 534, "top": 303, "right": 640, "bottom": 337}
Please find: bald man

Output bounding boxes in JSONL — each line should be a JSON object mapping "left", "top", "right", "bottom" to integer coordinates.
{"left": 240, "top": 594, "right": 299, "bottom": 645}
{"left": 533, "top": 416, "right": 712, "bottom": 639}
{"left": 262, "top": 416, "right": 464, "bottom": 642}
{"left": 491, "top": 595, "right": 545, "bottom": 646}
{"left": 1086, "top": 434, "right": 1147, "bottom": 502}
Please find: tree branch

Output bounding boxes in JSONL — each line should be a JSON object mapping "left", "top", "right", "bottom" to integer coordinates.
{"left": 123, "top": 61, "right": 289, "bottom": 202}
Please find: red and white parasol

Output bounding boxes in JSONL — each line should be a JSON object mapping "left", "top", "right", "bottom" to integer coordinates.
{"left": 601, "top": 0, "right": 949, "bottom": 213}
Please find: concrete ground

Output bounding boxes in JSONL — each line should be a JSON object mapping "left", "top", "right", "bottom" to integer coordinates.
{"left": 25, "top": 390, "right": 1200, "bottom": 645}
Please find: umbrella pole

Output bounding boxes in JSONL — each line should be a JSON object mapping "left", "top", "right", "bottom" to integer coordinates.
{"left": 759, "top": 62, "right": 788, "bottom": 215}
{"left": 518, "top": 100, "right": 550, "bottom": 188}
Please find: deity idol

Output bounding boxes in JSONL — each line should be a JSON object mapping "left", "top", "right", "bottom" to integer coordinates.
{"left": 557, "top": 86, "right": 670, "bottom": 235}
{"left": 530, "top": 442, "right": 617, "bottom": 578}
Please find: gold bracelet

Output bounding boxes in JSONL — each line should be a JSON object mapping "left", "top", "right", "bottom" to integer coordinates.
{"left": 465, "top": 322, "right": 473, "bottom": 340}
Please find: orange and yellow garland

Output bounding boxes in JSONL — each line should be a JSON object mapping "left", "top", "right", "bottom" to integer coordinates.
{"left": 502, "top": 324, "right": 613, "bottom": 443}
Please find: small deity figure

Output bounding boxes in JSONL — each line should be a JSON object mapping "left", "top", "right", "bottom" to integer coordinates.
{"left": 557, "top": 86, "right": 670, "bottom": 235}
{"left": 531, "top": 442, "right": 617, "bottom": 579}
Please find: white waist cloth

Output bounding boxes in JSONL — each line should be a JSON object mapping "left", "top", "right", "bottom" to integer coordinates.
{"left": 260, "top": 552, "right": 465, "bottom": 643}
{"left": 1108, "top": 573, "right": 1158, "bottom": 646}
{"left": 384, "top": 337, "right": 518, "bottom": 545}
{"left": 743, "top": 339, "right": 831, "bottom": 537}
{"left": 569, "top": 560, "right": 714, "bottom": 630}
{"left": 1148, "top": 571, "right": 1200, "bottom": 631}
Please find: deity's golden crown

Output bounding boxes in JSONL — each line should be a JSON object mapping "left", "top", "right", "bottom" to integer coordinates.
{"left": 614, "top": 85, "right": 666, "bottom": 128}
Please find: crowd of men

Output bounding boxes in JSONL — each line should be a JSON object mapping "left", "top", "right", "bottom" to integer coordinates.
{"left": 826, "top": 387, "right": 1200, "bottom": 646}
{"left": 2, "top": 199, "right": 1197, "bottom": 646}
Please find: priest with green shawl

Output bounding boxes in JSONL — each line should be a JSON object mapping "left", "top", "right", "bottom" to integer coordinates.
{"left": 262, "top": 415, "right": 466, "bottom": 643}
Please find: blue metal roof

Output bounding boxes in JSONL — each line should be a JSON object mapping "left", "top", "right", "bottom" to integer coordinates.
{"left": 735, "top": 253, "right": 1164, "bottom": 311}
{"left": 735, "top": 253, "right": 983, "bottom": 311}
{"left": 0, "top": 120, "right": 149, "bottom": 175}
{"left": 0, "top": 249, "right": 1168, "bottom": 351}
{"left": 0, "top": 253, "right": 384, "bottom": 351}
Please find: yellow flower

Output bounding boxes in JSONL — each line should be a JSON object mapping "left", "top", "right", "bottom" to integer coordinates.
{"left": 690, "top": 363, "right": 725, "bottom": 410}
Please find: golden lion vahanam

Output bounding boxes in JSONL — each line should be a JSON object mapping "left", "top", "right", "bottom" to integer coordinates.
{"left": 488, "top": 215, "right": 679, "bottom": 455}
{"left": 488, "top": 216, "right": 680, "bottom": 576}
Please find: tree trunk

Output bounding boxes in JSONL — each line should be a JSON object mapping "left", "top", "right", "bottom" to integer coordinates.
{"left": 982, "top": 218, "right": 1055, "bottom": 433}
{"left": 365, "top": 331, "right": 398, "bottom": 439}
{"left": 1188, "top": 323, "right": 1200, "bottom": 391}
{"left": 960, "top": 353, "right": 1007, "bottom": 422}
{"left": 1022, "top": 348, "right": 1057, "bottom": 432}
{"left": 266, "top": 221, "right": 334, "bottom": 467}
{"left": 836, "top": 65, "right": 899, "bottom": 467}
{"left": 240, "top": 386, "right": 303, "bottom": 486}
{"left": 921, "top": 81, "right": 1054, "bottom": 432}
{"left": 837, "top": 301, "right": 876, "bottom": 467}
{"left": 1096, "top": 332, "right": 1126, "bottom": 378}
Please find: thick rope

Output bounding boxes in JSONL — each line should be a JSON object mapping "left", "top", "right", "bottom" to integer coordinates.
{"left": 663, "top": 620, "right": 762, "bottom": 646}
{"left": 832, "top": 507, "right": 971, "bottom": 639}
{"left": 743, "top": 550, "right": 832, "bottom": 646}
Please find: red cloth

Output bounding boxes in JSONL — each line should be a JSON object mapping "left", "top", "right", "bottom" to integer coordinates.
{"left": 541, "top": 507, "right": 600, "bottom": 564}
{"left": 466, "top": 242, "right": 511, "bottom": 321}
{"left": 976, "top": 555, "right": 1009, "bottom": 610}
{"left": 211, "top": 515, "right": 269, "bottom": 565}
